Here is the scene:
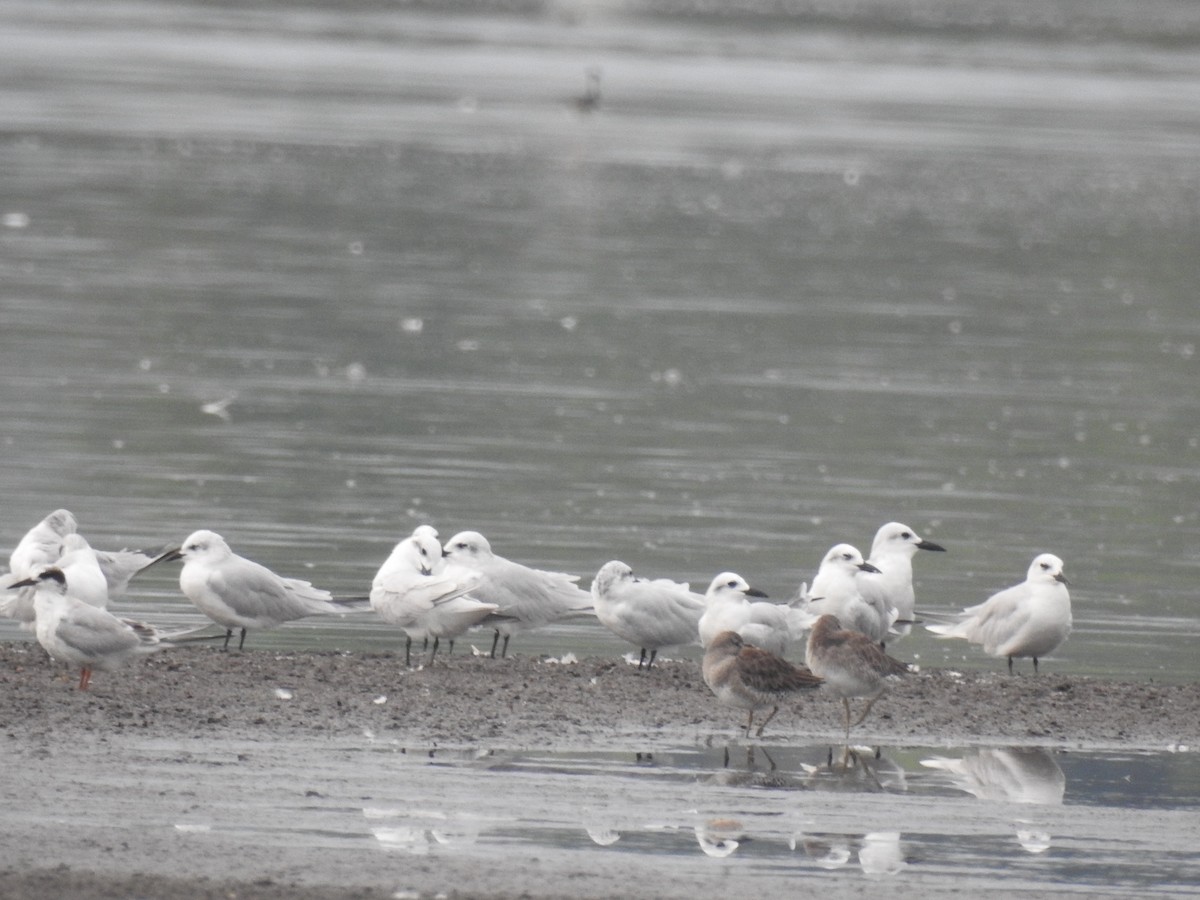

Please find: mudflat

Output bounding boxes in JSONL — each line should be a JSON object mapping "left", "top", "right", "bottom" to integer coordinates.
{"left": 1, "top": 642, "right": 1195, "bottom": 900}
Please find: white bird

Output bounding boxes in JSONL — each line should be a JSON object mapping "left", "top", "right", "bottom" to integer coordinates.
{"left": 441, "top": 530, "right": 593, "bottom": 659}
{"left": 926, "top": 553, "right": 1071, "bottom": 674}
{"left": 48, "top": 533, "right": 109, "bottom": 608}
{"left": 801, "top": 544, "right": 886, "bottom": 643}
{"left": 7, "top": 508, "right": 77, "bottom": 579}
{"left": 156, "top": 529, "right": 360, "bottom": 650}
{"left": 590, "top": 560, "right": 707, "bottom": 670}
{"left": 371, "top": 526, "right": 494, "bottom": 665}
{"left": 857, "top": 522, "right": 945, "bottom": 643}
{"left": 5, "top": 519, "right": 108, "bottom": 626}
{"left": 697, "top": 572, "right": 813, "bottom": 656}
{"left": 12, "top": 567, "right": 206, "bottom": 690}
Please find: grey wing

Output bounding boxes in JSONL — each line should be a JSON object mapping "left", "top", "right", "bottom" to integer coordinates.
{"left": 480, "top": 561, "right": 592, "bottom": 624}
{"left": 963, "top": 588, "right": 1030, "bottom": 650}
{"left": 55, "top": 605, "right": 142, "bottom": 660}
{"left": 628, "top": 582, "right": 706, "bottom": 647}
{"left": 209, "top": 558, "right": 315, "bottom": 625}
{"left": 94, "top": 549, "right": 156, "bottom": 595}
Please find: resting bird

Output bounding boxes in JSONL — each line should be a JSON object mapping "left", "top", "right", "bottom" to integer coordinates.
{"left": 371, "top": 525, "right": 494, "bottom": 665}
{"left": 702, "top": 630, "right": 823, "bottom": 736}
{"left": 154, "top": 529, "right": 360, "bottom": 650}
{"left": 800, "top": 544, "right": 886, "bottom": 643}
{"left": 926, "top": 553, "right": 1070, "bottom": 674}
{"left": 441, "top": 530, "right": 593, "bottom": 658}
{"left": 857, "top": 521, "right": 945, "bottom": 644}
{"left": 12, "top": 567, "right": 207, "bottom": 690}
{"left": 698, "top": 572, "right": 813, "bottom": 657}
{"left": 591, "top": 560, "right": 706, "bottom": 670}
{"left": 805, "top": 614, "right": 911, "bottom": 741}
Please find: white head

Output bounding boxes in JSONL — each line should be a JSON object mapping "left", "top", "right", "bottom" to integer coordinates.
{"left": 704, "top": 572, "right": 766, "bottom": 602}
{"left": 1026, "top": 553, "right": 1068, "bottom": 586}
{"left": 870, "top": 522, "right": 945, "bottom": 559}
{"left": 820, "top": 543, "right": 880, "bottom": 575}
{"left": 412, "top": 524, "right": 439, "bottom": 542}
{"left": 177, "top": 530, "right": 234, "bottom": 563}
{"left": 592, "top": 560, "right": 634, "bottom": 597}
{"left": 442, "top": 531, "right": 493, "bottom": 564}
{"left": 409, "top": 527, "right": 445, "bottom": 576}
{"left": 42, "top": 509, "right": 78, "bottom": 537}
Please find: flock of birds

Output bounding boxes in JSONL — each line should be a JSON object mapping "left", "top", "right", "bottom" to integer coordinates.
{"left": 1, "top": 509, "right": 1072, "bottom": 739}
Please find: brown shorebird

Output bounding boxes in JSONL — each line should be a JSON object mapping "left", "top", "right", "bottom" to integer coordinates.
{"left": 805, "top": 614, "right": 911, "bottom": 740}
{"left": 702, "top": 630, "right": 823, "bottom": 737}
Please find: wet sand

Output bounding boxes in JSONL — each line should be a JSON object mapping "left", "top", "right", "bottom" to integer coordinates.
{"left": 1, "top": 642, "right": 1196, "bottom": 899}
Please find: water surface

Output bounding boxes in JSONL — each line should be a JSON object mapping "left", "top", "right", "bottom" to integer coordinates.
{"left": 1, "top": 1, "right": 1198, "bottom": 685}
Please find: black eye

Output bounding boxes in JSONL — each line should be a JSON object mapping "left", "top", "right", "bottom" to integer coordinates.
{"left": 1040, "top": 562, "right": 1050, "bottom": 570}
{"left": 901, "top": 531, "right": 912, "bottom": 539}
{"left": 727, "top": 580, "right": 738, "bottom": 589}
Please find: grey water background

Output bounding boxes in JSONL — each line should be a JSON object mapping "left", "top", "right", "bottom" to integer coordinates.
{"left": 2, "top": 0, "right": 1199, "bottom": 682}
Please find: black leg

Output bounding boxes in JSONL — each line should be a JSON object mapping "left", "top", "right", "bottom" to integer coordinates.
{"left": 1008, "top": 655, "right": 1014, "bottom": 675}
{"left": 501, "top": 634, "right": 511, "bottom": 658}
{"left": 648, "top": 649, "right": 657, "bottom": 669}
{"left": 1033, "top": 656, "right": 1039, "bottom": 674}
{"left": 238, "top": 628, "right": 247, "bottom": 651}
{"left": 490, "top": 630, "right": 500, "bottom": 659}
{"left": 405, "top": 635, "right": 412, "bottom": 667}
{"left": 222, "top": 629, "right": 233, "bottom": 651}
{"left": 638, "top": 648, "right": 648, "bottom": 670}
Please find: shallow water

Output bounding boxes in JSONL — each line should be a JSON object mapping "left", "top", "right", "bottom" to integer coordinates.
{"left": 3, "top": 0, "right": 1199, "bottom": 685}
{"left": 9, "top": 734, "right": 1199, "bottom": 897}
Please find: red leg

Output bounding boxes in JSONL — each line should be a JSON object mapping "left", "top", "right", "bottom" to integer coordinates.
{"left": 78, "top": 667, "right": 92, "bottom": 691}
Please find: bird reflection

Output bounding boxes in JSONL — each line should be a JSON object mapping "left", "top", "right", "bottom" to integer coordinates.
{"left": 919, "top": 746, "right": 1065, "bottom": 804}
{"left": 709, "top": 743, "right": 800, "bottom": 789}
{"left": 695, "top": 817, "right": 744, "bottom": 858}
{"left": 791, "top": 830, "right": 907, "bottom": 875}
{"left": 858, "top": 831, "right": 908, "bottom": 877}
{"left": 802, "top": 745, "right": 907, "bottom": 793}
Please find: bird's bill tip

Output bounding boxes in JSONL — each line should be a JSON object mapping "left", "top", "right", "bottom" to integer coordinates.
{"left": 857, "top": 562, "right": 882, "bottom": 574}
{"left": 8, "top": 576, "right": 39, "bottom": 588}
{"left": 917, "top": 540, "right": 946, "bottom": 552}
{"left": 745, "top": 587, "right": 769, "bottom": 599}
{"left": 147, "top": 547, "right": 184, "bottom": 566}
{"left": 1054, "top": 572, "right": 1069, "bottom": 585}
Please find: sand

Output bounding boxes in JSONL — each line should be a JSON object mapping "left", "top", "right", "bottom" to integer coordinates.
{"left": 1, "top": 642, "right": 1196, "bottom": 899}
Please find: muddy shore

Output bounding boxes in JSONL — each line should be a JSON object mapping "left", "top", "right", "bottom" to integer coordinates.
{"left": 2, "top": 642, "right": 1194, "bottom": 750}
{"left": 1, "top": 642, "right": 1196, "bottom": 900}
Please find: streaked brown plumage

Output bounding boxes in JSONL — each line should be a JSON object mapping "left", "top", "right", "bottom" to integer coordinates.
{"left": 805, "top": 614, "right": 911, "bottom": 740}
{"left": 703, "top": 630, "right": 823, "bottom": 737}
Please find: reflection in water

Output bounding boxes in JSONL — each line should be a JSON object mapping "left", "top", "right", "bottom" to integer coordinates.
{"left": 858, "top": 832, "right": 908, "bottom": 877}
{"left": 365, "top": 806, "right": 484, "bottom": 854}
{"left": 584, "top": 825, "right": 620, "bottom": 846}
{"left": 709, "top": 743, "right": 803, "bottom": 789}
{"left": 695, "top": 818, "right": 744, "bottom": 858}
{"left": 1014, "top": 822, "right": 1053, "bottom": 855}
{"left": 791, "top": 834, "right": 853, "bottom": 869}
{"left": 919, "top": 747, "right": 1066, "bottom": 804}
{"left": 802, "top": 745, "right": 908, "bottom": 793}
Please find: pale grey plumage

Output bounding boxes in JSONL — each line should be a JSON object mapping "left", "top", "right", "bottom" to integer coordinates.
{"left": 162, "top": 529, "right": 353, "bottom": 650}
{"left": 442, "top": 530, "right": 593, "bottom": 658}
{"left": 591, "top": 560, "right": 706, "bottom": 669}
{"left": 926, "top": 553, "right": 1070, "bottom": 674}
